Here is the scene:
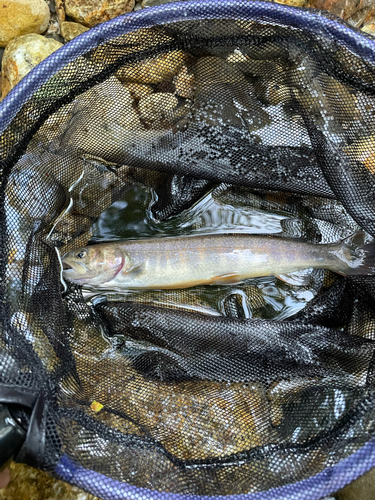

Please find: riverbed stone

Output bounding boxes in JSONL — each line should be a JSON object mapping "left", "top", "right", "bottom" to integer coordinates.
{"left": 0, "top": 0, "right": 50, "bottom": 47}
{"left": 60, "top": 21, "right": 89, "bottom": 41}
{"left": 116, "top": 50, "right": 187, "bottom": 84}
{"left": 65, "top": 0, "right": 135, "bottom": 28}
{"left": 1, "top": 34, "right": 62, "bottom": 98}
{"left": 138, "top": 93, "right": 178, "bottom": 121}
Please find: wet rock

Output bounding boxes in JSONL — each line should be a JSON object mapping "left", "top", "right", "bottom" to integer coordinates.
{"left": 115, "top": 50, "right": 187, "bottom": 84}
{"left": 138, "top": 93, "right": 178, "bottom": 122}
{"left": 6, "top": 166, "right": 66, "bottom": 222}
{"left": 337, "top": 466, "right": 375, "bottom": 500}
{"left": 142, "top": 0, "right": 177, "bottom": 7}
{"left": 1, "top": 34, "right": 62, "bottom": 98}
{"left": 65, "top": 0, "right": 135, "bottom": 28}
{"left": 60, "top": 21, "right": 89, "bottom": 41}
{"left": 195, "top": 56, "right": 271, "bottom": 131}
{"left": 59, "top": 77, "right": 143, "bottom": 162}
{"left": 0, "top": 0, "right": 50, "bottom": 48}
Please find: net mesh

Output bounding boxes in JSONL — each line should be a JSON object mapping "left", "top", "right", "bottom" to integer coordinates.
{"left": 1, "top": 1, "right": 375, "bottom": 498}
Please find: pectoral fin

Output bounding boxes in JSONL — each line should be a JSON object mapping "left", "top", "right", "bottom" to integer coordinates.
{"left": 124, "top": 263, "right": 145, "bottom": 277}
{"left": 210, "top": 272, "right": 242, "bottom": 285}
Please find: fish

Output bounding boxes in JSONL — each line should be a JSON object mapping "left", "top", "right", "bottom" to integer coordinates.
{"left": 62, "top": 233, "right": 374, "bottom": 291}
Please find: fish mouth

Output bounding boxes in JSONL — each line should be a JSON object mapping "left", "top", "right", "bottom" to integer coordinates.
{"left": 62, "top": 260, "right": 87, "bottom": 275}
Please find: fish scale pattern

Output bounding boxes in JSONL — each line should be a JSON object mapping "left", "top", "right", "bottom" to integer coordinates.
{"left": 1, "top": 1, "right": 375, "bottom": 499}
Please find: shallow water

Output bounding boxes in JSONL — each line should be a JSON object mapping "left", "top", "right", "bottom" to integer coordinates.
{"left": 90, "top": 183, "right": 327, "bottom": 320}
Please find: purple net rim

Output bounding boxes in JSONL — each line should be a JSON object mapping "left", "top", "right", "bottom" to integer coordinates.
{"left": 2, "top": 0, "right": 375, "bottom": 135}
{"left": 56, "top": 434, "right": 375, "bottom": 500}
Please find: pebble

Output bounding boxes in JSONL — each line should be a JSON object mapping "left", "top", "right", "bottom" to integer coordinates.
{"left": 0, "top": 0, "right": 50, "bottom": 48}
{"left": 1, "top": 34, "right": 62, "bottom": 98}
{"left": 60, "top": 21, "right": 89, "bottom": 41}
{"left": 65, "top": 0, "right": 135, "bottom": 28}
{"left": 138, "top": 93, "right": 178, "bottom": 121}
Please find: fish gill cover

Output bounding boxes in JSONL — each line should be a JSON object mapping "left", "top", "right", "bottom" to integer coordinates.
{"left": 1, "top": 1, "right": 375, "bottom": 499}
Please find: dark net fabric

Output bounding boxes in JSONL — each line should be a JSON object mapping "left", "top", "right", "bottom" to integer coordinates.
{"left": 1, "top": 1, "right": 375, "bottom": 498}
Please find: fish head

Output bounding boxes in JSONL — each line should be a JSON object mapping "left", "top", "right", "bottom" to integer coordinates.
{"left": 62, "top": 244, "right": 125, "bottom": 286}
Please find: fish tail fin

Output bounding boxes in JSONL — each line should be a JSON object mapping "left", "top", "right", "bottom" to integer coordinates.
{"left": 338, "top": 232, "right": 375, "bottom": 276}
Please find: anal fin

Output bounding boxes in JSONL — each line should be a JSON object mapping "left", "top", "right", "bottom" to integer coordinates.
{"left": 210, "top": 272, "right": 242, "bottom": 285}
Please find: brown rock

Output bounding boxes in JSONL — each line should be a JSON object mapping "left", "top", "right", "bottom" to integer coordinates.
{"left": 60, "top": 21, "right": 89, "bottom": 41}
{"left": 1, "top": 34, "right": 62, "bottom": 98}
{"left": 65, "top": 0, "right": 135, "bottom": 28}
{"left": 0, "top": 0, "right": 50, "bottom": 47}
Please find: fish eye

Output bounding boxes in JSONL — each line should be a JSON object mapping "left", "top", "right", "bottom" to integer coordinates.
{"left": 76, "top": 250, "right": 87, "bottom": 259}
